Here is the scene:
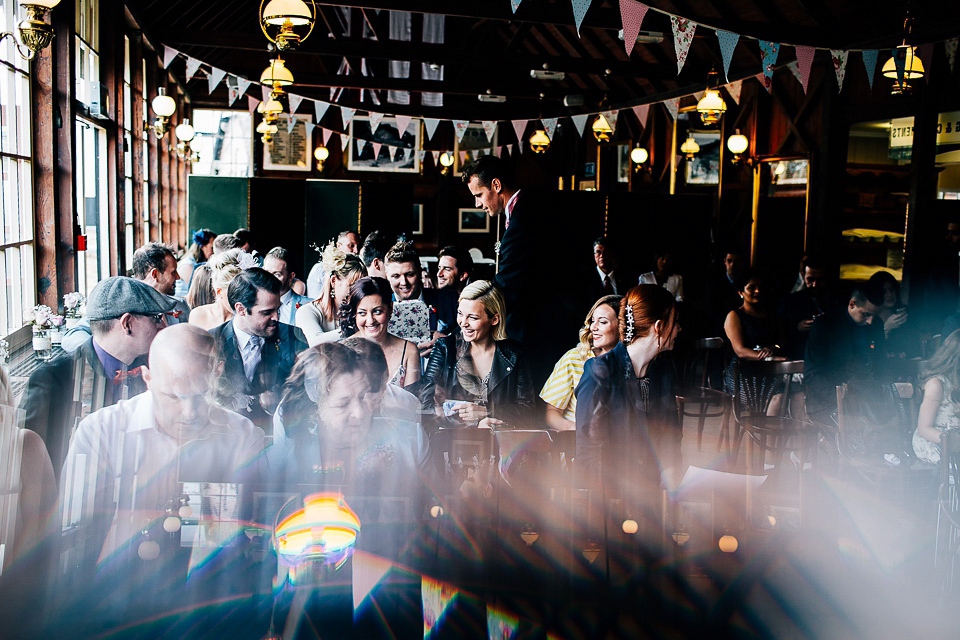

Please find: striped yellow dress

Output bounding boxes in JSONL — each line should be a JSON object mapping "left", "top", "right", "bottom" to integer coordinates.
{"left": 539, "top": 347, "right": 593, "bottom": 422}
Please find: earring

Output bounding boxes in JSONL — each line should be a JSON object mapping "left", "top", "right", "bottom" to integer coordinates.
{"left": 657, "top": 335, "right": 661, "bottom": 351}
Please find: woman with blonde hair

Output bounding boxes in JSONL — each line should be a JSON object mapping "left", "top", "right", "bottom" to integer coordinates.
{"left": 420, "top": 280, "right": 535, "bottom": 430}
{"left": 296, "top": 241, "right": 367, "bottom": 346}
{"left": 541, "top": 295, "right": 621, "bottom": 431}
{"left": 913, "top": 329, "right": 960, "bottom": 464}
{"left": 188, "top": 248, "right": 247, "bottom": 330}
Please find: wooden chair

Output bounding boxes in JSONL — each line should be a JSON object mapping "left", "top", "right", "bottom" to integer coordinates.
{"left": 936, "top": 430, "right": 960, "bottom": 596}
{"left": 730, "top": 359, "right": 806, "bottom": 464}
{"left": 676, "top": 338, "right": 735, "bottom": 452}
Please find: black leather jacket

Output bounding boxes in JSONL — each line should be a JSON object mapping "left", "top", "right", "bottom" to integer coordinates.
{"left": 420, "top": 335, "right": 536, "bottom": 430}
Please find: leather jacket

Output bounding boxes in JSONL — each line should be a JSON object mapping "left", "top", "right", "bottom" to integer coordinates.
{"left": 420, "top": 335, "right": 536, "bottom": 430}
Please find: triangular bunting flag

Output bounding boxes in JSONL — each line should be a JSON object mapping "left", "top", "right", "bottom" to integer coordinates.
{"left": 304, "top": 122, "right": 315, "bottom": 141}
{"left": 831, "top": 49, "right": 849, "bottom": 92}
{"left": 322, "top": 128, "right": 332, "bottom": 146}
{"left": 946, "top": 37, "right": 958, "bottom": 73}
{"left": 541, "top": 118, "right": 558, "bottom": 140}
{"left": 424, "top": 118, "right": 440, "bottom": 140}
{"left": 162, "top": 46, "right": 177, "bottom": 69}
{"left": 670, "top": 17, "right": 696, "bottom": 75}
{"left": 759, "top": 41, "right": 780, "bottom": 92}
{"left": 357, "top": 138, "right": 366, "bottom": 155}
{"left": 431, "top": 150, "right": 440, "bottom": 165}
{"left": 571, "top": 114, "right": 589, "bottom": 137}
{"left": 452, "top": 120, "right": 470, "bottom": 143}
{"left": 340, "top": 134, "right": 350, "bottom": 152}
{"left": 716, "top": 31, "right": 739, "bottom": 82}
{"left": 693, "top": 91, "right": 704, "bottom": 102}
{"left": 481, "top": 121, "right": 497, "bottom": 142}
{"left": 459, "top": 150, "right": 468, "bottom": 164}
{"left": 315, "top": 100, "right": 330, "bottom": 123}
{"left": 620, "top": 0, "right": 650, "bottom": 57}
{"left": 341, "top": 106, "right": 357, "bottom": 127}
{"left": 891, "top": 47, "right": 906, "bottom": 87}
{"left": 369, "top": 112, "right": 384, "bottom": 134}
{"left": 511, "top": 0, "right": 522, "bottom": 13}
{"left": 418, "top": 150, "right": 426, "bottom": 164}
{"left": 663, "top": 98, "right": 679, "bottom": 120}
{"left": 632, "top": 104, "right": 651, "bottom": 129}
{"left": 288, "top": 94, "right": 303, "bottom": 114}
{"left": 261, "top": 85, "right": 272, "bottom": 104}
{"left": 602, "top": 110, "right": 619, "bottom": 134}
{"left": 286, "top": 116, "right": 297, "bottom": 134}
{"left": 794, "top": 45, "right": 815, "bottom": 94}
{"left": 208, "top": 67, "right": 226, "bottom": 94}
{"left": 247, "top": 96, "right": 258, "bottom": 113}
{"left": 372, "top": 142, "right": 382, "bottom": 158}
{"left": 236, "top": 77, "right": 252, "bottom": 99}
{"left": 571, "top": 0, "right": 592, "bottom": 35}
{"left": 786, "top": 61, "right": 802, "bottom": 84}
{"left": 506, "top": 143, "right": 514, "bottom": 156}
{"left": 228, "top": 80, "right": 240, "bottom": 106}
{"left": 185, "top": 56, "right": 201, "bottom": 81}
{"left": 726, "top": 80, "right": 742, "bottom": 104}
{"left": 352, "top": 552, "right": 394, "bottom": 610}
{"left": 917, "top": 43, "right": 934, "bottom": 83}
{"left": 511, "top": 119, "right": 528, "bottom": 144}
{"left": 861, "top": 50, "right": 879, "bottom": 90}
{"left": 495, "top": 146, "right": 503, "bottom": 157}
{"left": 395, "top": 114, "right": 412, "bottom": 136}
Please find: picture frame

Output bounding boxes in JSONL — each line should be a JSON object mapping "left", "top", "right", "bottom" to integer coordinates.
{"left": 684, "top": 131, "right": 721, "bottom": 185}
{"left": 263, "top": 114, "right": 313, "bottom": 172}
{"left": 347, "top": 116, "right": 421, "bottom": 173}
{"left": 616, "top": 144, "right": 631, "bottom": 183}
{"left": 458, "top": 208, "right": 490, "bottom": 233}
{"left": 454, "top": 123, "right": 498, "bottom": 175}
{"left": 412, "top": 204, "right": 424, "bottom": 235}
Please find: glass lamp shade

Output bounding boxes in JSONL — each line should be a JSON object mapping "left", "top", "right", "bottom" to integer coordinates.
{"left": 27, "top": 0, "right": 61, "bottom": 7}
{"left": 630, "top": 146, "right": 648, "bottom": 164}
{"left": 592, "top": 114, "right": 613, "bottom": 142}
{"left": 256, "top": 121, "right": 279, "bottom": 135}
{"left": 151, "top": 89, "right": 176, "bottom": 118}
{"left": 175, "top": 119, "right": 195, "bottom": 142}
{"left": 439, "top": 152, "right": 454, "bottom": 167}
{"left": 727, "top": 131, "right": 749, "bottom": 155}
{"left": 314, "top": 145, "right": 329, "bottom": 161}
{"left": 275, "top": 493, "right": 360, "bottom": 576}
{"left": 258, "top": 99, "right": 284, "bottom": 116}
{"left": 680, "top": 135, "right": 700, "bottom": 157}
{"left": 697, "top": 88, "right": 727, "bottom": 125}
{"left": 881, "top": 46, "right": 925, "bottom": 80}
{"left": 529, "top": 129, "right": 551, "bottom": 153}
{"left": 261, "top": 58, "right": 295, "bottom": 87}
{"left": 262, "top": 0, "right": 312, "bottom": 25}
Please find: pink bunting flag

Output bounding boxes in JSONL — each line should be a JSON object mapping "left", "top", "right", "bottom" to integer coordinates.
{"left": 602, "top": 110, "right": 619, "bottom": 134}
{"left": 369, "top": 112, "right": 384, "bottom": 134}
{"left": 541, "top": 118, "right": 558, "bottom": 140}
{"left": 570, "top": 114, "right": 589, "bottom": 137}
{"left": 663, "top": 98, "right": 679, "bottom": 120}
{"left": 506, "top": 144, "right": 514, "bottom": 156}
{"left": 261, "top": 85, "right": 272, "bottom": 104}
{"left": 185, "top": 56, "right": 201, "bottom": 81}
{"left": 670, "top": 17, "right": 696, "bottom": 75}
{"left": 481, "top": 121, "right": 497, "bottom": 142}
{"left": 946, "top": 37, "right": 958, "bottom": 73}
{"left": 430, "top": 150, "right": 440, "bottom": 165}
{"left": 395, "top": 114, "right": 412, "bottom": 136}
{"left": 321, "top": 128, "right": 332, "bottom": 146}
{"left": 632, "top": 104, "right": 651, "bottom": 128}
{"left": 340, "top": 134, "right": 350, "bottom": 152}
{"left": 794, "top": 45, "right": 816, "bottom": 94}
{"left": 288, "top": 94, "right": 303, "bottom": 114}
{"left": 315, "top": 100, "right": 330, "bottom": 123}
{"left": 372, "top": 142, "right": 382, "bottom": 158}
{"left": 452, "top": 120, "right": 470, "bottom": 143}
{"left": 726, "top": 80, "right": 742, "bottom": 104}
{"left": 424, "top": 118, "right": 440, "bottom": 140}
{"left": 286, "top": 115, "right": 297, "bottom": 134}
{"left": 620, "top": 0, "right": 650, "bottom": 57}
{"left": 247, "top": 96, "right": 259, "bottom": 113}
{"left": 208, "top": 67, "right": 226, "bottom": 94}
{"left": 459, "top": 150, "right": 468, "bottom": 164}
{"left": 162, "top": 46, "right": 178, "bottom": 69}
{"left": 495, "top": 146, "right": 503, "bottom": 157}
{"left": 236, "top": 77, "right": 252, "bottom": 99}
{"left": 571, "top": 0, "right": 593, "bottom": 35}
{"left": 511, "top": 119, "right": 528, "bottom": 144}
{"left": 830, "top": 50, "right": 849, "bottom": 92}
{"left": 341, "top": 106, "right": 357, "bottom": 127}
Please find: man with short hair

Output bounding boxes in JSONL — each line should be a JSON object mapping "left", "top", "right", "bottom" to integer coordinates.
{"left": 359, "top": 229, "right": 394, "bottom": 279}
{"left": 587, "top": 236, "right": 629, "bottom": 301}
{"left": 20, "top": 276, "right": 175, "bottom": 478}
{"left": 306, "top": 229, "right": 360, "bottom": 297}
{"left": 384, "top": 241, "right": 458, "bottom": 355}
{"left": 436, "top": 245, "right": 473, "bottom": 291}
{"left": 263, "top": 246, "right": 311, "bottom": 324}
{"left": 209, "top": 267, "right": 305, "bottom": 430}
{"left": 213, "top": 233, "right": 242, "bottom": 254}
{"left": 779, "top": 255, "right": 835, "bottom": 359}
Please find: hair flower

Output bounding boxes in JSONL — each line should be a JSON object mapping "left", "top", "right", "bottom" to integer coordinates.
{"left": 624, "top": 305, "right": 635, "bottom": 344}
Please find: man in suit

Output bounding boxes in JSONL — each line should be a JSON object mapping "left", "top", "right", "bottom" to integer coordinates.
{"left": 586, "top": 236, "right": 630, "bottom": 302}
{"left": 263, "top": 246, "right": 311, "bottom": 325}
{"left": 209, "top": 267, "right": 305, "bottom": 431}
{"left": 436, "top": 245, "right": 473, "bottom": 292}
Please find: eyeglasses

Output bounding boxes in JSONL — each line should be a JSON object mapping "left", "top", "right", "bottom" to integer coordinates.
{"left": 140, "top": 312, "right": 166, "bottom": 325}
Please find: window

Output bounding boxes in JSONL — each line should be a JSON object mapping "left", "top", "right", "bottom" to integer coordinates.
{"left": 0, "top": 1, "right": 36, "bottom": 335}
{"left": 122, "top": 35, "right": 133, "bottom": 266}
{"left": 75, "top": 0, "right": 100, "bottom": 108}
{"left": 190, "top": 110, "right": 252, "bottom": 177}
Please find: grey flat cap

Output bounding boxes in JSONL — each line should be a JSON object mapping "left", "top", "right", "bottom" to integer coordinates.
{"left": 87, "top": 276, "right": 177, "bottom": 320}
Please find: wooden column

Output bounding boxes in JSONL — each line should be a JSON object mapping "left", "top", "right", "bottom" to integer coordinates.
{"left": 32, "top": 34, "right": 58, "bottom": 307}
{"left": 168, "top": 101, "right": 179, "bottom": 247}
{"left": 53, "top": 2, "right": 77, "bottom": 298}
{"left": 147, "top": 61, "right": 159, "bottom": 242}
{"left": 159, "top": 79, "right": 171, "bottom": 245}
{"left": 131, "top": 33, "right": 145, "bottom": 250}
{"left": 807, "top": 75, "right": 848, "bottom": 261}
{"left": 102, "top": 0, "right": 121, "bottom": 275}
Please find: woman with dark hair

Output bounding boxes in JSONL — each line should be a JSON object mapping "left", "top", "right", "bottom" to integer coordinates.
{"left": 868, "top": 270, "right": 916, "bottom": 358}
{"left": 913, "top": 329, "right": 960, "bottom": 464}
{"left": 722, "top": 269, "right": 784, "bottom": 403}
{"left": 420, "top": 280, "right": 535, "bottom": 430}
{"left": 575, "top": 284, "right": 681, "bottom": 489}
{"left": 340, "top": 277, "right": 421, "bottom": 389}
{"left": 638, "top": 249, "right": 684, "bottom": 302}
{"left": 176, "top": 228, "right": 216, "bottom": 295}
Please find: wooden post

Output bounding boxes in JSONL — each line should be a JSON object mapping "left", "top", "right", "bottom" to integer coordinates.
{"left": 147, "top": 61, "right": 160, "bottom": 242}
{"left": 32, "top": 32, "right": 58, "bottom": 307}
{"left": 54, "top": 1, "right": 77, "bottom": 298}
{"left": 102, "top": 0, "right": 121, "bottom": 275}
{"left": 131, "top": 33, "right": 145, "bottom": 250}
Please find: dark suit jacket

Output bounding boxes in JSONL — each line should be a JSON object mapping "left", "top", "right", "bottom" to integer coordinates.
{"left": 422, "top": 287, "right": 458, "bottom": 335}
{"left": 209, "top": 320, "right": 305, "bottom": 431}
{"left": 584, "top": 268, "right": 632, "bottom": 308}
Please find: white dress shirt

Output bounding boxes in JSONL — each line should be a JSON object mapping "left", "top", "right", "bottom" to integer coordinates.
{"left": 233, "top": 323, "right": 262, "bottom": 382}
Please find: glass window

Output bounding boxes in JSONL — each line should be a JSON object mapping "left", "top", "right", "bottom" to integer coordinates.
{"left": 190, "top": 110, "right": 252, "bottom": 177}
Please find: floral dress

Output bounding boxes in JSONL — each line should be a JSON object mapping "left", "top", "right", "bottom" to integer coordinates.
{"left": 913, "top": 375, "right": 960, "bottom": 464}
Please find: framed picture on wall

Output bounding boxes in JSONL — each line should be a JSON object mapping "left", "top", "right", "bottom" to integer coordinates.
{"left": 617, "top": 144, "right": 631, "bottom": 183}
{"left": 458, "top": 208, "right": 490, "bottom": 233}
{"left": 347, "top": 116, "right": 421, "bottom": 173}
{"left": 263, "top": 114, "right": 313, "bottom": 171}
{"left": 412, "top": 204, "right": 424, "bottom": 235}
{"left": 684, "top": 131, "right": 721, "bottom": 185}
{"left": 454, "top": 123, "right": 498, "bottom": 175}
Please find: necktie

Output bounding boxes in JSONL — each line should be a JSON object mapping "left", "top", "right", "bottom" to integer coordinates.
{"left": 603, "top": 274, "right": 614, "bottom": 295}
{"left": 243, "top": 335, "right": 263, "bottom": 382}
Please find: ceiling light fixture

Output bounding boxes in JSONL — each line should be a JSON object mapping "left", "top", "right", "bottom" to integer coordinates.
{"left": 261, "top": 57, "right": 295, "bottom": 88}
{"left": 592, "top": 113, "right": 613, "bottom": 142}
{"left": 696, "top": 70, "right": 727, "bottom": 126}
{"left": 0, "top": 0, "right": 60, "bottom": 61}
{"left": 260, "top": 0, "right": 315, "bottom": 51}
{"left": 529, "top": 129, "right": 551, "bottom": 153}
{"left": 881, "top": 46, "right": 925, "bottom": 95}
{"left": 439, "top": 151, "right": 454, "bottom": 175}
{"left": 680, "top": 134, "right": 700, "bottom": 159}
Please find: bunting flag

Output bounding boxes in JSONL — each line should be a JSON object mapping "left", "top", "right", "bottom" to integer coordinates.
{"left": 541, "top": 118, "right": 558, "bottom": 140}
{"left": 356, "top": 138, "right": 366, "bottom": 155}
{"left": 511, "top": 0, "right": 522, "bottom": 13}
{"left": 247, "top": 96, "right": 259, "bottom": 113}
{"left": 236, "top": 77, "right": 253, "bottom": 100}
{"left": 861, "top": 50, "right": 879, "bottom": 90}
{"left": 452, "top": 120, "right": 470, "bottom": 143}
{"left": 917, "top": 43, "right": 934, "bottom": 83}
{"left": 340, "top": 134, "right": 350, "bottom": 152}
{"left": 372, "top": 142, "right": 382, "bottom": 158}
{"left": 459, "top": 150, "right": 468, "bottom": 164}
{"left": 571, "top": 114, "right": 589, "bottom": 137}
{"left": 286, "top": 116, "right": 297, "bottom": 134}
{"left": 601, "top": 110, "right": 619, "bottom": 134}
{"left": 228, "top": 83, "right": 240, "bottom": 106}
{"left": 341, "top": 106, "right": 357, "bottom": 127}
{"left": 315, "top": 100, "right": 330, "bottom": 123}
{"left": 946, "top": 37, "right": 958, "bottom": 73}
{"left": 430, "top": 150, "right": 440, "bottom": 165}
{"left": 418, "top": 150, "right": 427, "bottom": 164}
{"left": 261, "top": 85, "right": 272, "bottom": 104}
{"left": 786, "top": 61, "right": 802, "bottom": 85}
{"left": 663, "top": 98, "right": 679, "bottom": 120}
{"left": 162, "top": 45, "right": 177, "bottom": 69}
{"left": 207, "top": 67, "right": 226, "bottom": 94}
{"left": 304, "top": 122, "right": 315, "bottom": 141}
{"left": 571, "top": 0, "right": 592, "bottom": 35}
{"left": 831, "top": 49, "right": 849, "bottom": 91}
{"left": 632, "top": 104, "right": 651, "bottom": 128}
{"left": 620, "top": 0, "right": 650, "bottom": 57}
{"left": 369, "top": 112, "right": 384, "bottom": 134}
{"left": 511, "top": 119, "right": 527, "bottom": 144}
{"left": 494, "top": 146, "right": 502, "bottom": 157}
{"left": 726, "top": 80, "right": 742, "bottom": 104}
{"left": 481, "top": 121, "right": 497, "bottom": 142}
{"left": 891, "top": 47, "right": 906, "bottom": 86}
{"left": 794, "top": 45, "right": 815, "bottom": 93}
{"left": 670, "top": 17, "right": 696, "bottom": 75}
{"left": 424, "top": 118, "right": 441, "bottom": 140}
{"left": 716, "top": 31, "right": 739, "bottom": 82}
{"left": 395, "top": 114, "right": 412, "bottom": 136}
{"left": 288, "top": 94, "right": 304, "bottom": 114}
{"left": 759, "top": 41, "right": 779, "bottom": 92}
{"left": 322, "top": 127, "right": 333, "bottom": 146}
{"left": 506, "top": 143, "right": 514, "bottom": 156}
{"left": 185, "top": 56, "right": 202, "bottom": 80}
{"left": 693, "top": 91, "right": 704, "bottom": 102}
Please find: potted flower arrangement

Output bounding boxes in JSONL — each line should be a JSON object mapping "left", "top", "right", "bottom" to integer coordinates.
{"left": 49, "top": 313, "right": 66, "bottom": 345}
{"left": 26, "top": 304, "right": 56, "bottom": 361}
{"left": 63, "top": 292, "right": 84, "bottom": 329}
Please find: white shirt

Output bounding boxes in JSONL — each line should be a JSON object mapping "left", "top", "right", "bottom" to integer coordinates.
{"left": 505, "top": 189, "right": 522, "bottom": 226}
{"left": 597, "top": 267, "right": 618, "bottom": 294}
{"left": 279, "top": 290, "right": 297, "bottom": 325}
{"left": 232, "top": 322, "right": 262, "bottom": 381}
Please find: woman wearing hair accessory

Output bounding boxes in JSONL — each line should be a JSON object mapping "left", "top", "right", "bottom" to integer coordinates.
{"left": 575, "top": 284, "right": 682, "bottom": 491}
{"left": 420, "top": 280, "right": 535, "bottom": 430}
{"left": 188, "top": 248, "right": 245, "bottom": 330}
{"left": 296, "top": 241, "right": 367, "bottom": 346}
{"left": 176, "top": 228, "right": 216, "bottom": 297}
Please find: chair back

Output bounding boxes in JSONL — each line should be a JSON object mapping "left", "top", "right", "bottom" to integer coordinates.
{"left": 836, "top": 381, "right": 916, "bottom": 459}
{"left": 941, "top": 430, "right": 960, "bottom": 490}
{"left": 734, "top": 359, "right": 804, "bottom": 418}
{"left": 684, "top": 337, "right": 724, "bottom": 390}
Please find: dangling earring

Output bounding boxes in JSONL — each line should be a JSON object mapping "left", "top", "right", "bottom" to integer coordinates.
{"left": 657, "top": 335, "right": 661, "bottom": 351}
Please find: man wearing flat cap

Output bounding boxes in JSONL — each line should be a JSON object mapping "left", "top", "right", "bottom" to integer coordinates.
{"left": 19, "top": 276, "right": 174, "bottom": 479}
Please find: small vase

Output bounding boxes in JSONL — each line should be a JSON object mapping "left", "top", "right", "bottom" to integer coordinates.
{"left": 50, "top": 328, "right": 64, "bottom": 345}
{"left": 32, "top": 326, "right": 53, "bottom": 361}
{"left": 65, "top": 315, "right": 80, "bottom": 330}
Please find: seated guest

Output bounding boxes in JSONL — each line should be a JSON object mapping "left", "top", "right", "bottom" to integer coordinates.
{"left": 306, "top": 229, "right": 360, "bottom": 297}
{"left": 62, "top": 242, "right": 189, "bottom": 352}
{"left": 576, "top": 285, "right": 681, "bottom": 491}
{"left": 913, "top": 329, "right": 960, "bottom": 464}
{"left": 263, "top": 246, "right": 311, "bottom": 325}
{"left": 189, "top": 249, "right": 248, "bottom": 330}
{"left": 587, "top": 236, "right": 630, "bottom": 301}
{"left": 420, "top": 280, "right": 535, "bottom": 430}
{"left": 233, "top": 227, "right": 260, "bottom": 263}
{"left": 436, "top": 245, "right": 473, "bottom": 291}
{"left": 20, "top": 276, "right": 174, "bottom": 479}
{"left": 385, "top": 241, "right": 458, "bottom": 356}
{"left": 186, "top": 264, "right": 215, "bottom": 309}
{"left": 176, "top": 228, "right": 215, "bottom": 295}
{"left": 210, "top": 268, "right": 305, "bottom": 430}
{"left": 296, "top": 242, "right": 367, "bottom": 346}
{"left": 339, "top": 277, "right": 421, "bottom": 390}
{"left": 723, "top": 270, "right": 784, "bottom": 406}
{"left": 213, "top": 233, "right": 242, "bottom": 254}
{"left": 804, "top": 285, "right": 885, "bottom": 424}
{"left": 779, "top": 255, "right": 832, "bottom": 360}
{"left": 359, "top": 229, "right": 394, "bottom": 279}
{"left": 868, "top": 270, "right": 917, "bottom": 358}
{"left": 639, "top": 249, "right": 684, "bottom": 302}
{"left": 541, "top": 295, "right": 621, "bottom": 431}
{"left": 708, "top": 249, "right": 745, "bottom": 333}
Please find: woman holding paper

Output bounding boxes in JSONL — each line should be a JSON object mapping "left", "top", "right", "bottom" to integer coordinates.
{"left": 420, "top": 280, "right": 535, "bottom": 430}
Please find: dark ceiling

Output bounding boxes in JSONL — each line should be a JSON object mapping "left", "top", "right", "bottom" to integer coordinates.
{"left": 127, "top": 0, "right": 960, "bottom": 121}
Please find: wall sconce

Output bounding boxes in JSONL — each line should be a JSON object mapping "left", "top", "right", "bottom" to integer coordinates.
{"left": 592, "top": 113, "right": 613, "bottom": 142}
{"left": 314, "top": 145, "right": 329, "bottom": 171}
{"left": 680, "top": 134, "right": 700, "bottom": 159}
{"left": 726, "top": 129, "right": 754, "bottom": 165}
{"left": 439, "top": 151, "right": 454, "bottom": 175}
{"left": 696, "top": 70, "right": 726, "bottom": 126}
{"left": 0, "top": 0, "right": 60, "bottom": 61}
{"left": 630, "top": 145, "right": 648, "bottom": 171}
{"left": 260, "top": 58, "right": 295, "bottom": 88}
{"left": 260, "top": 0, "right": 315, "bottom": 51}
{"left": 175, "top": 118, "right": 198, "bottom": 162}
{"left": 145, "top": 88, "right": 177, "bottom": 138}
{"left": 529, "top": 129, "right": 551, "bottom": 153}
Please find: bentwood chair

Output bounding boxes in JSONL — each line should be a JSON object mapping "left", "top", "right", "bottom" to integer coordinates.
{"left": 730, "top": 359, "right": 806, "bottom": 465}
{"left": 676, "top": 338, "right": 735, "bottom": 452}
{"left": 936, "top": 430, "right": 960, "bottom": 596}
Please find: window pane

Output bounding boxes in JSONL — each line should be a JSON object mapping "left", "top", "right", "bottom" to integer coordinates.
{"left": 191, "top": 110, "right": 252, "bottom": 177}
